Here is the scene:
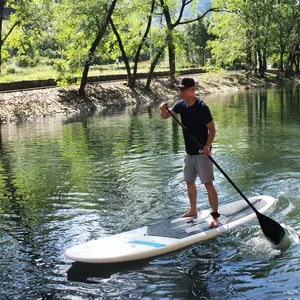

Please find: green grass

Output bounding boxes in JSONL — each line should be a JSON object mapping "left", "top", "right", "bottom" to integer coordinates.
{"left": 0, "top": 61, "right": 203, "bottom": 83}
{"left": 0, "top": 64, "right": 55, "bottom": 82}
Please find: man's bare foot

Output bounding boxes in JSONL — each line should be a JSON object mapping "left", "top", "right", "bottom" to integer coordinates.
{"left": 210, "top": 217, "right": 219, "bottom": 228}
{"left": 210, "top": 211, "right": 220, "bottom": 228}
{"left": 181, "top": 211, "right": 198, "bottom": 218}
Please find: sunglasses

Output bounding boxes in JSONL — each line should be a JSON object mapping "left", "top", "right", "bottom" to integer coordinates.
{"left": 178, "top": 86, "right": 192, "bottom": 92}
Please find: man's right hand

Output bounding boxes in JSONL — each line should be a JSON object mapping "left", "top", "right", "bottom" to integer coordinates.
{"left": 159, "top": 102, "right": 167, "bottom": 110}
{"left": 160, "top": 102, "right": 172, "bottom": 119}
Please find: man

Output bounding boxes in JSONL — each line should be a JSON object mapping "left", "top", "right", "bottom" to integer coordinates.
{"left": 160, "top": 77, "right": 219, "bottom": 228}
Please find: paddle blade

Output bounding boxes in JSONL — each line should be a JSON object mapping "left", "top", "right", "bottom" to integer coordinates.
{"left": 257, "top": 212, "right": 286, "bottom": 245}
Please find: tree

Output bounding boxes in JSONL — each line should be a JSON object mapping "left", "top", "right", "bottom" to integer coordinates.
{"left": 208, "top": 0, "right": 300, "bottom": 76}
{"left": 208, "top": 9, "right": 247, "bottom": 69}
{"left": 4, "top": 0, "right": 58, "bottom": 67}
{"left": 53, "top": 0, "right": 117, "bottom": 94}
{"left": 0, "top": 1, "right": 20, "bottom": 73}
{"left": 108, "top": 0, "right": 155, "bottom": 88}
{"left": 145, "top": 26, "right": 166, "bottom": 89}
{"left": 150, "top": 0, "right": 220, "bottom": 86}
{"left": 271, "top": 0, "right": 300, "bottom": 75}
{"left": 79, "top": 0, "right": 117, "bottom": 96}
{"left": 183, "top": 16, "right": 214, "bottom": 66}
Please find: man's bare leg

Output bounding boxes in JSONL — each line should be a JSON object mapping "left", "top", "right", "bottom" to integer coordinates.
{"left": 205, "top": 181, "right": 219, "bottom": 228}
{"left": 182, "top": 182, "right": 198, "bottom": 217}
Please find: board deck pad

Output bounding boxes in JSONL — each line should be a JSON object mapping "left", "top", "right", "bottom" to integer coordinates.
{"left": 147, "top": 198, "right": 264, "bottom": 239}
{"left": 65, "top": 196, "right": 276, "bottom": 263}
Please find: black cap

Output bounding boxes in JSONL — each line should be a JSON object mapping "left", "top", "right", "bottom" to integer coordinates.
{"left": 175, "top": 77, "right": 195, "bottom": 88}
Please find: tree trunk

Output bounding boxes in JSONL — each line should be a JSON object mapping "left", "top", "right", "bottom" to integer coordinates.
{"left": 78, "top": 34, "right": 102, "bottom": 96}
{"left": 294, "top": 44, "right": 299, "bottom": 73}
{"left": 254, "top": 51, "right": 258, "bottom": 74}
{"left": 78, "top": 0, "right": 117, "bottom": 97}
{"left": 278, "top": 51, "right": 284, "bottom": 72}
{"left": 146, "top": 47, "right": 164, "bottom": 89}
{"left": 245, "top": 30, "right": 253, "bottom": 73}
{"left": 257, "top": 47, "right": 264, "bottom": 77}
{"left": 160, "top": 0, "right": 176, "bottom": 86}
{"left": 167, "top": 32, "right": 176, "bottom": 86}
{"left": 131, "top": 0, "right": 155, "bottom": 87}
{"left": 0, "top": 1, "right": 5, "bottom": 74}
{"left": 285, "top": 42, "right": 297, "bottom": 76}
{"left": 263, "top": 49, "right": 267, "bottom": 71}
{"left": 109, "top": 16, "right": 134, "bottom": 88}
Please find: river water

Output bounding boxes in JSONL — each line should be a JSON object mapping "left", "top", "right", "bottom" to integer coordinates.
{"left": 0, "top": 86, "right": 299, "bottom": 299}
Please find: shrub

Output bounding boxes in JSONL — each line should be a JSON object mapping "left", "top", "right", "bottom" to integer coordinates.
{"left": 6, "top": 66, "right": 17, "bottom": 74}
{"left": 17, "top": 55, "right": 40, "bottom": 68}
{"left": 43, "top": 48, "right": 60, "bottom": 59}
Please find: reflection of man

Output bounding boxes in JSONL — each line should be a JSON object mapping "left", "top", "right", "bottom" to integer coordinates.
{"left": 160, "top": 77, "right": 219, "bottom": 228}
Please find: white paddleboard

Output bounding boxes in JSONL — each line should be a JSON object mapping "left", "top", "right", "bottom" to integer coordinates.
{"left": 65, "top": 195, "right": 276, "bottom": 263}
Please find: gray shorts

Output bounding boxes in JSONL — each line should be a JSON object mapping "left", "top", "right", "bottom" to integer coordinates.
{"left": 183, "top": 154, "right": 214, "bottom": 184}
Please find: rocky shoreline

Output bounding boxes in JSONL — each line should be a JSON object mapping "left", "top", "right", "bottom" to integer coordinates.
{"left": 0, "top": 71, "right": 298, "bottom": 123}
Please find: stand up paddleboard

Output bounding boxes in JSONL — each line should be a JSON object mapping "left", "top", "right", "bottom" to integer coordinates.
{"left": 65, "top": 195, "right": 276, "bottom": 263}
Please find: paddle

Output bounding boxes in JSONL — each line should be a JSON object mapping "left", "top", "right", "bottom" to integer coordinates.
{"left": 165, "top": 105, "right": 286, "bottom": 245}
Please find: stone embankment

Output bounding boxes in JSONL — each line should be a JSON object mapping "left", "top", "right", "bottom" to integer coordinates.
{"left": 0, "top": 70, "right": 296, "bottom": 123}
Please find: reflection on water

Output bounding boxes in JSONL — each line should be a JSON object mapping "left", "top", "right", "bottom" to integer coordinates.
{"left": 0, "top": 87, "right": 299, "bottom": 299}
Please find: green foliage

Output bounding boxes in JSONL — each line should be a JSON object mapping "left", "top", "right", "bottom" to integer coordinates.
{"left": 1, "top": 0, "right": 300, "bottom": 83}
{"left": 16, "top": 55, "right": 40, "bottom": 68}
{"left": 179, "top": 16, "right": 213, "bottom": 66}
{"left": 207, "top": 4, "right": 248, "bottom": 67}
{"left": 51, "top": 0, "right": 112, "bottom": 83}
{"left": 208, "top": 0, "right": 300, "bottom": 73}
{"left": 6, "top": 66, "right": 17, "bottom": 74}
{"left": 2, "top": 0, "right": 58, "bottom": 71}
{"left": 109, "top": 0, "right": 157, "bottom": 60}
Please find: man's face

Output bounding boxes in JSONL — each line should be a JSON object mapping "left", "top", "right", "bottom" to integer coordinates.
{"left": 178, "top": 86, "right": 194, "bottom": 99}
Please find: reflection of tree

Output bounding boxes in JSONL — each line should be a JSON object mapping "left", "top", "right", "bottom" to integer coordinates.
{"left": 250, "top": 89, "right": 268, "bottom": 126}
{"left": 0, "top": 129, "right": 26, "bottom": 218}
{"left": 246, "top": 91, "right": 254, "bottom": 127}
{"left": 0, "top": 121, "right": 95, "bottom": 225}
{"left": 295, "top": 88, "right": 300, "bottom": 116}
{"left": 279, "top": 89, "right": 284, "bottom": 122}
{"left": 171, "top": 117, "right": 180, "bottom": 153}
{"left": 259, "top": 91, "right": 268, "bottom": 124}
{"left": 0, "top": 129, "right": 38, "bottom": 267}
{"left": 285, "top": 87, "right": 300, "bottom": 119}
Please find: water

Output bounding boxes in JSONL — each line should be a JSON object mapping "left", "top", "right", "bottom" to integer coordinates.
{"left": 0, "top": 87, "right": 299, "bottom": 299}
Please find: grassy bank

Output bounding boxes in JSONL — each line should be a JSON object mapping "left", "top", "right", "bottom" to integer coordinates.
{"left": 0, "top": 61, "right": 171, "bottom": 83}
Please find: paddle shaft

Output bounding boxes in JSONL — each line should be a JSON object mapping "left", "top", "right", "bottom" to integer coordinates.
{"left": 165, "top": 106, "right": 260, "bottom": 214}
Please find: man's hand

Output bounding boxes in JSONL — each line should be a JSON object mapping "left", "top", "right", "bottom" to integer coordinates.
{"left": 160, "top": 102, "right": 167, "bottom": 110}
{"left": 200, "top": 145, "right": 211, "bottom": 156}
{"left": 160, "top": 102, "right": 172, "bottom": 119}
